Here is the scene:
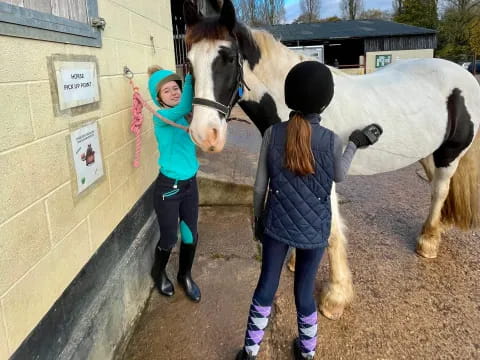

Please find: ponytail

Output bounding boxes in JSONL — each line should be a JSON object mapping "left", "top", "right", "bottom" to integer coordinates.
{"left": 284, "top": 113, "right": 315, "bottom": 176}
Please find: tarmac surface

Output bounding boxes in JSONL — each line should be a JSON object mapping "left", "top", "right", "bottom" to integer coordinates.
{"left": 122, "top": 109, "right": 479, "bottom": 360}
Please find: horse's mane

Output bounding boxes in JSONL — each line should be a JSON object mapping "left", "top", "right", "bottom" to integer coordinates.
{"left": 185, "top": 17, "right": 230, "bottom": 46}
{"left": 248, "top": 27, "right": 348, "bottom": 77}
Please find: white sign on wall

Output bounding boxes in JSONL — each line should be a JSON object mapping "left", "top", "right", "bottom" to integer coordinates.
{"left": 70, "top": 122, "right": 104, "bottom": 194}
{"left": 55, "top": 61, "right": 100, "bottom": 110}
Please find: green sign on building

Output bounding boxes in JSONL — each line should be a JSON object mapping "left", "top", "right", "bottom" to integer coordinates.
{"left": 376, "top": 54, "right": 392, "bottom": 68}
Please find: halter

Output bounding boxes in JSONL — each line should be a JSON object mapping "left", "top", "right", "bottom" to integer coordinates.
{"left": 192, "top": 36, "right": 250, "bottom": 119}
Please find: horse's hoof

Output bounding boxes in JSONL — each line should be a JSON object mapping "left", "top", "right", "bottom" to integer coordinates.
{"left": 416, "top": 245, "right": 438, "bottom": 259}
{"left": 319, "top": 303, "right": 344, "bottom": 320}
{"left": 287, "top": 254, "right": 296, "bottom": 272}
{"left": 416, "top": 234, "right": 439, "bottom": 259}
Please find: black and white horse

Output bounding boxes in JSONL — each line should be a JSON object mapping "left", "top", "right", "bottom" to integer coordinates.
{"left": 184, "top": 0, "right": 480, "bottom": 319}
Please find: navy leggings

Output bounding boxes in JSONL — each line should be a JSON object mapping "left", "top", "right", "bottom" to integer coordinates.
{"left": 253, "top": 235, "right": 326, "bottom": 315}
{"left": 153, "top": 172, "right": 198, "bottom": 250}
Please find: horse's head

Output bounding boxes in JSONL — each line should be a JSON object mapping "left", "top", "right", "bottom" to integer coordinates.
{"left": 184, "top": 0, "right": 246, "bottom": 152}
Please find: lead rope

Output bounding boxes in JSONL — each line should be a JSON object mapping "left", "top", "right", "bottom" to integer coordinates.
{"left": 124, "top": 66, "right": 189, "bottom": 168}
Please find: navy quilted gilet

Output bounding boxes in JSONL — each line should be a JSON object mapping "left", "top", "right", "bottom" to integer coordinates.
{"left": 263, "top": 120, "right": 334, "bottom": 249}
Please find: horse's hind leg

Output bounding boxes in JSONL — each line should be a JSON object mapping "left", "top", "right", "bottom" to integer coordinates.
{"left": 319, "top": 190, "right": 354, "bottom": 320}
{"left": 419, "top": 156, "right": 435, "bottom": 182}
{"left": 418, "top": 87, "right": 480, "bottom": 257}
{"left": 416, "top": 161, "right": 459, "bottom": 258}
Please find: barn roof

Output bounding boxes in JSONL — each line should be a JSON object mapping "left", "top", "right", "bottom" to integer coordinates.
{"left": 260, "top": 19, "right": 436, "bottom": 41}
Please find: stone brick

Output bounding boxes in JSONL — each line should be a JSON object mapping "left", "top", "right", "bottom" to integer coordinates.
{"left": 140, "top": 129, "right": 158, "bottom": 166}
{"left": 0, "top": 133, "right": 70, "bottom": 224}
{"left": 117, "top": 40, "right": 149, "bottom": 76}
{"left": 46, "top": 178, "right": 110, "bottom": 244}
{"left": 105, "top": 140, "right": 136, "bottom": 191}
{"left": 143, "top": 0, "right": 162, "bottom": 23}
{"left": 161, "top": 1, "right": 173, "bottom": 31}
{"left": 0, "top": 305, "right": 10, "bottom": 359}
{"left": 121, "top": 170, "right": 142, "bottom": 214}
{"left": 98, "top": 0, "right": 132, "bottom": 41}
{"left": 0, "top": 37, "right": 66, "bottom": 82}
{"left": 0, "top": 202, "right": 51, "bottom": 296}
{"left": 2, "top": 220, "right": 90, "bottom": 353}
{"left": 120, "top": 135, "right": 157, "bottom": 214}
{"left": 28, "top": 81, "right": 69, "bottom": 139}
{"left": 100, "top": 76, "right": 132, "bottom": 117}
{"left": 0, "top": 84, "right": 34, "bottom": 152}
{"left": 130, "top": 13, "right": 156, "bottom": 47}
{"left": 89, "top": 188, "right": 125, "bottom": 251}
{"left": 29, "top": 80, "right": 102, "bottom": 140}
{"left": 99, "top": 110, "right": 129, "bottom": 157}
{"left": 91, "top": 38, "right": 119, "bottom": 76}
{"left": 150, "top": 47, "right": 176, "bottom": 73}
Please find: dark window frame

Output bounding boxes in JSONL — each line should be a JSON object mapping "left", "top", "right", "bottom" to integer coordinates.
{"left": 0, "top": 0, "right": 102, "bottom": 47}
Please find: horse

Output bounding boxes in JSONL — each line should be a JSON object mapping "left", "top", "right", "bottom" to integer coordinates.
{"left": 183, "top": 0, "right": 480, "bottom": 320}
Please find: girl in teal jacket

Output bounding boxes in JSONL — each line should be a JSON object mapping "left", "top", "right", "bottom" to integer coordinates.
{"left": 147, "top": 65, "right": 200, "bottom": 302}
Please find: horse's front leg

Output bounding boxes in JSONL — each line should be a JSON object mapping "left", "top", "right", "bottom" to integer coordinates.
{"left": 319, "top": 189, "right": 354, "bottom": 320}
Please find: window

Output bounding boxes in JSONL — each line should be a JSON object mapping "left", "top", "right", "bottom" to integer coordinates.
{"left": 0, "top": 0, "right": 103, "bottom": 47}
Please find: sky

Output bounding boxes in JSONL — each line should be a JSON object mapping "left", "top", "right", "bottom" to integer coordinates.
{"left": 284, "top": 0, "right": 393, "bottom": 22}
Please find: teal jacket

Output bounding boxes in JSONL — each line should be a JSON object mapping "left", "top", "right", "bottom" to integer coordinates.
{"left": 148, "top": 71, "right": 199, "bottom": 180}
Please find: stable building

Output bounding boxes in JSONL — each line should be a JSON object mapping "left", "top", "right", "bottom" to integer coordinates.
{"left": 0, "top": 0, "right": 177, "bottom": 358}
{"left": 262, "top": 19, "right": 437, "bottom": 74}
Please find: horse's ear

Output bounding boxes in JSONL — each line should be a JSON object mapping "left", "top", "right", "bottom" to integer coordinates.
{"left": 207, "top": 0, "right": 221, "bottom": 13}
{"left": 219, "top": 0, "right": 236, "bottom": 32}
{"left": 183, "top": 0, "right": 203, "bottom": 27}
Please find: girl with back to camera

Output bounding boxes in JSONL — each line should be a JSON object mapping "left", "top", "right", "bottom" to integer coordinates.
{"left": 236, "top": 61, "right": 382, "bottom": 360}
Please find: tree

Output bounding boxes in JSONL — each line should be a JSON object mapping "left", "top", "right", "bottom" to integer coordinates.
{"left": 234, "top": 0, "right": 285, "bottom": 25}
{"left": 294, "top": 13, "right": 320, "bottom": 23}
{"left": 340, "top": 0, "right": 364, "bottom": 20}
{"left": 260, "top": 0, "right": 285, "bottom": 25}
{"left": 436, "top": 0, "right": 480, "bottom": 61}
{"left": 234, "top": 0, "right": 260, "bottom": 25}
{"left": 296, "top": 0, "right": 321, "bottom": 23}
{"left": 392, "top": 0, "right": 404, "bottom": 16}
{"left": 359, "top": 9, "right": 392, "bottom": 20}
{"left": 393, "top": 0, "right": 438, "bottom": 29}
{"left": 441, "top": 0, "right": 480, "bottom": 13}
{"left": 469, "top": 16, "right": 480, "bottom": 73}
{"left": 319, "top": 16, "right": 343, "bottom": 22}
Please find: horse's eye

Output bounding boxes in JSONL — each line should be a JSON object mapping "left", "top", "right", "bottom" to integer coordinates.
{"left": 220, "top": 52, "right": 234, "bottom": 64}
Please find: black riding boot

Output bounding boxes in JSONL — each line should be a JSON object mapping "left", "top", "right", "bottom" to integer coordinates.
{"left": 293, "top": 338, "right": 314, "bottom": 360}
{"left": 235, "top": 349, "right": 256, "bottom": 360}
{"left": 177, "top": 241, "right": 201, "bottom": 302}
{"left": 151, "top": 247, "right": 174, "bottom": 296}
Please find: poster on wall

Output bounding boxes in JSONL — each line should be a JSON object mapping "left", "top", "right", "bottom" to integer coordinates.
{"left": 375, "top": 54, "right": 392, "bottom": 68}
{"left": 70, "top": 122, "right": 104, "bottom": 194}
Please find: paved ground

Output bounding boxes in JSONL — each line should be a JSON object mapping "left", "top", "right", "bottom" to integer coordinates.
{"left": 122, "top": 110, "right": 479, "bottom": 359}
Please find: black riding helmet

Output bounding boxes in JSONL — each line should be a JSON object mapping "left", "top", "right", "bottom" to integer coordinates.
{"left": 285, "top": 61, "right": 334, "bottom": 114}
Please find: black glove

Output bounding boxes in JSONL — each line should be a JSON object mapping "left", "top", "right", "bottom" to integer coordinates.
{"left": 349, "top": 124, "right": 383, "bottom": 148}
{"left": 254, "top": 216, "right": 265, "bottom": 242}
{"left": 349, "top": 130, "right": 369, "bottom": 148}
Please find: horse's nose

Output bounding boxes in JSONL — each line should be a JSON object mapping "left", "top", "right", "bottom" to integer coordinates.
{"left": 206, "top": 127, "right": 220, "bottom": 152}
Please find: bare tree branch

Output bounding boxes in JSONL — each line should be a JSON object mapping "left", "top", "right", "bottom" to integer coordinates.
{"left": 340, "top": 0, "right": 364, "bottom": 20}
{"left": 298, "top": 0, "right": 321, "bottom": 22}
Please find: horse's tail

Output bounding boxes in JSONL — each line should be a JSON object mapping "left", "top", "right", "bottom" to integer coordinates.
{"left": 441, "top": 134, "right": 480, "bottom": 229}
